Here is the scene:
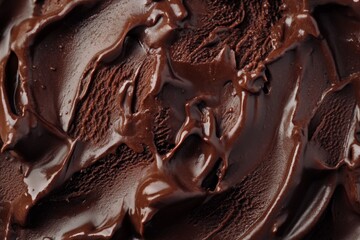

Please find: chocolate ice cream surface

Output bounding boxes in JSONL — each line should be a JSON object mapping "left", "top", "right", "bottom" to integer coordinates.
{"left": 1, "top": 0, "right": 360, "bottom": 239}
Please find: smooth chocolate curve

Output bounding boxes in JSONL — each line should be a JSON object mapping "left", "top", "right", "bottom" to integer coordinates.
{"left": 1, "top": 0, "right": 360, "bottom": 239}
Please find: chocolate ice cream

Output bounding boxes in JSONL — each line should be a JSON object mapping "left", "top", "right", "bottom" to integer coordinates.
{"left": 1, "top": 0, "right": 360, "bottom": 239}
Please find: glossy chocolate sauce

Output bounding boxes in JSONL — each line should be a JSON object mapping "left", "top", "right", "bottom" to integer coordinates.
{"left": 1, "top": 0, "right": 360, "bottom": 239}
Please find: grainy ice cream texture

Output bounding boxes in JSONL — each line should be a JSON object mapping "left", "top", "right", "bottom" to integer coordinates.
{"left": 1, "top": 0, "right": 360, "bottom": 239}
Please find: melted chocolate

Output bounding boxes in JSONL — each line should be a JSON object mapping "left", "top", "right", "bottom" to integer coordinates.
{"left": 1, "top": 0, "right": 360, "bottom": 239}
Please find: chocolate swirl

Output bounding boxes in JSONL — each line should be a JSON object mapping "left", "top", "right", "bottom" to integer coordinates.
{"left": 1, "top": 0, "right": 360, "bottom": 239}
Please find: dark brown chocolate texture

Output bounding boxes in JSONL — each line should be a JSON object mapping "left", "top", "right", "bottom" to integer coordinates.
{"left": 1, "top": 0, "right": 360, "bottom": 239}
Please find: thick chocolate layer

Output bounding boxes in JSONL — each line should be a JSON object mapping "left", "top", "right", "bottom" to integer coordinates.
{"left": 1, "top": 0, "right": 360, "bottom": 239}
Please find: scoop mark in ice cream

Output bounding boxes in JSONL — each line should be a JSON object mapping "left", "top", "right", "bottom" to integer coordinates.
{"left": 1, "top": 0, "right": 360, "bottom": 239}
